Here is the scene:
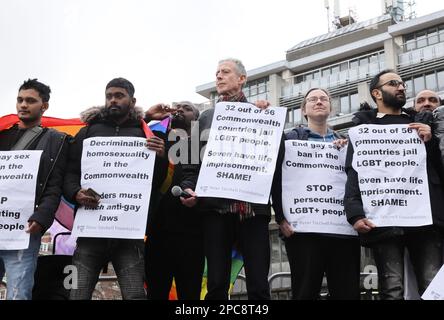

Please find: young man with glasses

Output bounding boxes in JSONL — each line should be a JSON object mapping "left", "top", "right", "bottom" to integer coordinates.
{"left": 344, "top": 69, "right": 444, "bottom": 300}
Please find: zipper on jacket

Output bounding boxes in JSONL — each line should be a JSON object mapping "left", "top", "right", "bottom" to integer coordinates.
{"left": 115, "top": 126, "right": 120, "bottom": 136}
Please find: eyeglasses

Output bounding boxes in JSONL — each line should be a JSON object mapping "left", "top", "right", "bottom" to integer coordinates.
{"left": 376, "top": 79, "right": 407, "bottom": 89}
{"left": 306, "top": 96, "right": 330, "bottom": 103}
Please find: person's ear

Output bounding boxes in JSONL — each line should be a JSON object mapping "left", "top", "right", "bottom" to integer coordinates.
{"left": 41, "top": 102, "right": 49, "bottom": 114}
{"left": 371, "top": 89, "right": 382, "bottom": 101}
{"left": 239, "top": 74, "right": 247, "bottom": 87}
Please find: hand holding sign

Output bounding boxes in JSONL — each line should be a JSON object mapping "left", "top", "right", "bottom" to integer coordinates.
{"left": 146, "top": 136, "right": 165, "bottom": 158}
{"left": 25, "top": 220, "right": 43, "bottom": 234}
{"left": 352, "top": 218, "right": 376, "bottom": 234}
{"left": 409, "top": 123, "right": 431, "bottom": 142}
{"left": 75, "top": 188, "right": 100, "bottom": 208}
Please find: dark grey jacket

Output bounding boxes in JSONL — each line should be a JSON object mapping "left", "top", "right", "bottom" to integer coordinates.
{"left": 0, "top": 126, "right": 69, "bottom": 232}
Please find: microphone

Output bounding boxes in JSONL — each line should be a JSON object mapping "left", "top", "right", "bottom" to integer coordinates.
{"left": 171, "top": 185, "right": 193, "bottom": 199}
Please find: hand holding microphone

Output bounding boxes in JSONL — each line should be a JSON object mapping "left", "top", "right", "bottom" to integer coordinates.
{"left": 171, "top": 186, "right": 198, "bottom": 207}
{"left": 171, "top": 186, "right": 193, "bottom": 198}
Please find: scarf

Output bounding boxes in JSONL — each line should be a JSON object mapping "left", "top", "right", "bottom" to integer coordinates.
{"left": 217, "top": 91, "right": 248, "bottom": 103}
{"left": 217, "top": 91, "right": 254, "bottom": 221}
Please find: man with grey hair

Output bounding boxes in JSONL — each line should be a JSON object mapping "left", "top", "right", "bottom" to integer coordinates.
{"left": 414, "top": 89, "right": 442, "bottom": 113}
{"left": 179, "top": 58, "right": 278, "bottom": 300}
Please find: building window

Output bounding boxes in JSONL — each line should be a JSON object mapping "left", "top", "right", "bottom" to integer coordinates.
{"left": 350, "top": 60, "right": 359, "bottom": 70}
{"left": 243, "top": 77, "right": 269, "bottom": 103}
{"left": 403, "top": 24, "right": 444, "bottom": 52}
{"left": 336, "top": 92, "right": 358, "bottom": 115}
{"left": 340, "top": 95, "right": 350, "bottom": 114}
{"left": 413, "top": 76, "right": 425, "bottom": 94}
{"left": 416, "top": 31, "right": 427, "bottom": 48}
{"left": 439, "top": 25, "right": 444, "bottom": 42}
{"left": 287, "top": 51, "right": 384, "bottom": 94}
{"left": 403, "top": 70, "right": 444, "bottom": 97}
{"left": 438, "top": 70, "right": 444, "bottom": 91}
{"left": 294, "top": 108, "right": 302, "bottom": 123}
{"left": 286, "top": 108, "right": 302, "bottom": 125}
{"left": 405, "top": 79, "right": 413, "bottom": 98}
{"left": 287, "top": 109, "right": 294, "bottom": 124}
{"left": 428, "top": 29, "right": 439, "bottom": 45}
{"left": 425, "top": 73, "right": 437, "bottom": 92}
{"left": 350, "top": 93, "right": 359, "bottom": 112}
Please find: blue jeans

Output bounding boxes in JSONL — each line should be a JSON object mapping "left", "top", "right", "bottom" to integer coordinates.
{"left": 371, "top": 228, "right": 443, "bottom": 300}
{"left": 70, "top": 237, "right": 146, "bottom": 300}
{"left": 0, "top": 233, "right": 42, "bottom": 300}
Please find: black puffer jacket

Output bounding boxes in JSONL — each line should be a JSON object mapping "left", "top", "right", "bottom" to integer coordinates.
{"left": 63, "top": 106, "right": 167, "bottom": 212}
{"left": 0, "top": 126, "right": 69, "bottom": 232}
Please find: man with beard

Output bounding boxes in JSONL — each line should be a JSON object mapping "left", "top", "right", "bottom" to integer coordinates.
{"left": 64, "top": 78, "right": 167, "bottom": 300}
{"left": 415, "top": 89, "right": 442, "bottom": 113}
{"left": 344, "top": 70, "right": 444, "bottom": 300}
{"left": 0, "top": 79, "right": 68, "bottom": 299}
{"left": 143, "top": 101, "right": 204, "bottom": 300}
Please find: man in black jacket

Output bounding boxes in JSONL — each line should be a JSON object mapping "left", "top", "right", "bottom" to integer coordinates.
{"left": 144, "top": 101, "right": 204, "bottom": 300}
{"left": 179, "top": 58, "right": 278, "bottom": 300}
{"left": 344, "top": 70, "right": 443, "bottom": 300}
{"left": 64, "top": 78, "right": 166, "bottom": 300}
{"left": 0, "top": 79, "right": 69, "bottom": 300}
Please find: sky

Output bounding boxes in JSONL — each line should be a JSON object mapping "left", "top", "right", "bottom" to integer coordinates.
{"left": 0, "top": 0, "right": 442, "bottom": 118}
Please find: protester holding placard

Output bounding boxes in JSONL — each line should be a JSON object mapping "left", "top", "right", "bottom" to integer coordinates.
{"left": 180, "top": 58, "right": 284, "bottom": 300}
{"left": 344, "top": 70, "right": 444, "bottom": 300}
{"left": 272, "top": 88, "right": 360, "bottom": 300}
{"left": 0, "top": 79, "right": 69, "bottom": 300}
{"left": 64, "top": 78, "right": 167, "bottom": 300}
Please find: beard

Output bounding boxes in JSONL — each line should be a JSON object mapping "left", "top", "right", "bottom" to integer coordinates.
{"left": 171, "top": 114, "right": 187, "bottom": 130}
{"left": 382, "top": 90, "right": 406, "bottom": 111}
{"left": 18, "top": 109, "right": 42, "bottom": 123}
{"left": 105, "top": 104, "right": 131, "bottom": 120}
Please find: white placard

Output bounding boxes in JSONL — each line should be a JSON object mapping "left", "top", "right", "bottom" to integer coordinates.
{"left": 348, "top": 124, "right": 432, "bottom": 227}
{"left": 282, "top": 140, "right": 356, "bottom": 235}
{"left": 72, "top": 137, "right": 155, "bottom": 239}
{"left": 0, "top": 150, "right": 42, "bottom": 250}
{"left": 422, "top": 264, "right": 444, "bottom": 300}
{"left": 195, "top": 102, "right": 286, "bottom": 204}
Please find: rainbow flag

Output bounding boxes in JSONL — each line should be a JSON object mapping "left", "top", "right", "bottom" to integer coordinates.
{"left": 0, "top": 114, "right": 155, "bottom": 138}
{"left": 199, "top": 249, "right": 244, "bottom": 300}
{"left": 167, "top": 249, "right": 244, "bottom": 300}
{"left": 0, "top": 114, "right": 84, "bottom": 136}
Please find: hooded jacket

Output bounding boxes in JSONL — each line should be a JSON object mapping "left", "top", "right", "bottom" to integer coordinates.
{"left": 63, "top": 106, "right": 167, "bottom": 215}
